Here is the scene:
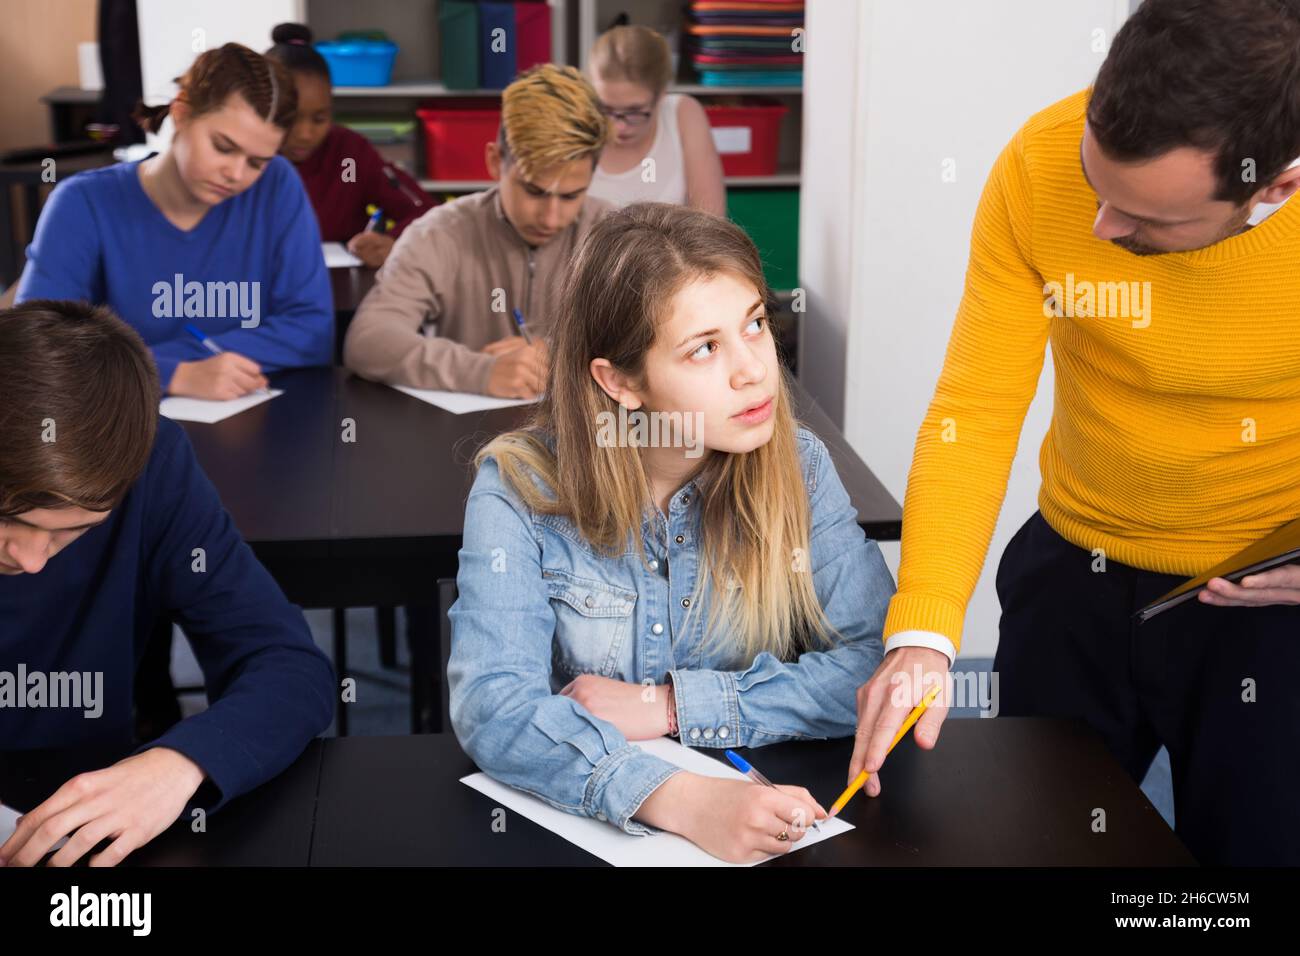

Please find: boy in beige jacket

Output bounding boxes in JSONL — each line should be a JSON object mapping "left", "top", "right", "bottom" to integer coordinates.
{"left": 343, "top": 64, "right": 613, "bottom": 398}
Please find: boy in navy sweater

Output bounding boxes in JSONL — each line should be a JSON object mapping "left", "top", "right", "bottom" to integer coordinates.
{"left": 0, "top": 300, "right": 334, "bottom": 867}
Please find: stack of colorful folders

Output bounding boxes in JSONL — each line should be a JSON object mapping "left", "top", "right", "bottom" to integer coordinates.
{"left": 685, "top": 0, "right": 805, "bottom": 87}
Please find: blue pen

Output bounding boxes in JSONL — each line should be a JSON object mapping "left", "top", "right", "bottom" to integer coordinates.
{"left": 364, "top": 205, "right": 385, "bottom": 233}
{"left": 724, "top": 749, "right": 823, "bottom": 832}
{"left": 512, "top": 307, "right": 534, "bottom": 345}
{"left": 183, "top": 324, "right": 269, "bottom": 396}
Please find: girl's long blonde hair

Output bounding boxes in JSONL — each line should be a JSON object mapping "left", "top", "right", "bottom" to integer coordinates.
{"left": 477, "top": 202, "right": 838, "bottom": 664}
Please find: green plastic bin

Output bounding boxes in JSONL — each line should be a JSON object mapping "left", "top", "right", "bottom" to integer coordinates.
{"left": 440, "top": 0, "right": 481, "bottom": 90}
{"left": 727, "top": 187, "right": 799, "bottom": 292}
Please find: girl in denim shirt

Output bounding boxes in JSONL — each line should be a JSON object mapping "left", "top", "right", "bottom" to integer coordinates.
{"left": 449, "top": 202, "right": 896, "bottom": 863}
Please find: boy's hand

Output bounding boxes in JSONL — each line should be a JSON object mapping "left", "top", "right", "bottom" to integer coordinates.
{"left": 0, "top": 747, "right": 205, "bottom": 867}
{"left": 484, "top": 340, "right": 548, "bottom": 399}
{"left": 481, "top": 337, "right": 529, "bottom": 356}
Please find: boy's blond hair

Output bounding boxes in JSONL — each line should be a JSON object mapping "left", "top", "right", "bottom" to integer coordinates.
{"left": 499, "top": 64, "right": 609, "bottom": 180}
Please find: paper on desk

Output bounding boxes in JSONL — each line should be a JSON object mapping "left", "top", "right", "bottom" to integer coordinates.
{"left": 159, "top": 389, "right": 283, "bottom": 424}
{"left": 322, "top": 242, "right": 363, "bottom": 268}
{"left": 392, "top": 384, "right": 538, "bottom": 415}
{"left": 0, "top": 802, "right": 70, "bottom": 855}
{"left": 0, "top": 803, "right": 18, "bottom": 845}
{"left": 460, "top": 735, "right": 854, "bottom": 866}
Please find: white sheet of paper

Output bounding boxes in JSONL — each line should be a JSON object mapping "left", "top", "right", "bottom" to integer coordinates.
{"left": 322, "top": 242, "right": 363, "bottom": 268}
{"left": 0, "top": 802, "right": 69, "bottom": 855}
{"left": 0, "top": 803, "right": 18, "bottom": 845}
{"left": 159, "top": 388, "right": 283, "bottom": 424}
{"left": 392, "top": 384, "right": 538, "bottom": 415}
{"left": 460, "top": 736, "right": 854, "bottom": 866}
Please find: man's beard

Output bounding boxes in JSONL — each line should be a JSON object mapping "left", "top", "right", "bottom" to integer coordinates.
{"left": 1109, "top": 202, "right": 1253, "bottom": 256}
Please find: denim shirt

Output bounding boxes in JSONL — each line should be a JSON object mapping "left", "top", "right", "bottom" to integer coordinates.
{"left": 448, "top": 426, "right": 895, "bottom": 835}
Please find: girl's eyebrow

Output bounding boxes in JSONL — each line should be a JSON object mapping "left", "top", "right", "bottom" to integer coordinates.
{"left": 672, "top": 298, "right": 766, "bottom": 349}
{"left": 213, "top": 132, "right": 276, "bottom": 164}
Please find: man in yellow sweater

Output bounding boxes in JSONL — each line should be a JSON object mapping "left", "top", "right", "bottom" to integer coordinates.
{"left": 849, "top": 0, "right": 1300, "bottom": 866}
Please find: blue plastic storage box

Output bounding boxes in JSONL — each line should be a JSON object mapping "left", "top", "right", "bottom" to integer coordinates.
{"left": 317, "top": 39, "right": 399, "bottom": 87}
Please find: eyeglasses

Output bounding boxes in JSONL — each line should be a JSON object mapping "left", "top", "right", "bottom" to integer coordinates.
{"left": 599, "top": 103, "right": 654, "bottom": 126}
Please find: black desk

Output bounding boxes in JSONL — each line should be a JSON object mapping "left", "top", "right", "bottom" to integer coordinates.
{"left": 119, "top": 719, "right": 1193, "bottom": 866}
{"left": 0, "top": 741, "right": 322, "bottom": 867}
{"left": 179, "top": 366, "right": 903, "bottom": 734}
{"left": 122, "top": 743, "right": 323, "bottom": 867}
{"left": 186, "top": 368, "right": 902, "bottom": 574}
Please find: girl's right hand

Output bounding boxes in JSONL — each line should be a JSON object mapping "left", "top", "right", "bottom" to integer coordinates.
{"left": 637, "top": 772, "right": 827, "bottom": 863}
{"left": 170, "top": 352, "right": 269, "bottom": 400}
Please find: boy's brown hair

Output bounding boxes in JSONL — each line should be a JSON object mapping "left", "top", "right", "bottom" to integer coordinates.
{"left": 0, "top": 300, "right": 159, "bottom": 517}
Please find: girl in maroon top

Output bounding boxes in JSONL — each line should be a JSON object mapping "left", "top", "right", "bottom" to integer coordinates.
{"left": 266, "top": 23, "right": 434, "bottom": 267}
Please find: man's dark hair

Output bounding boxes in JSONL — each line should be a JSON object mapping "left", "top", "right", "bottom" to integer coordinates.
{"left": 0, "top": 300, "right": 159, "bottom": 517}
{"left": 1088, "top": 0, "right": 1300, "bottom": 204}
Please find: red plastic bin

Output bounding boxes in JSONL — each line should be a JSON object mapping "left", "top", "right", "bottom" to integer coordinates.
{"left": 702, "top": 99, "right": 788, "bottom": 177}
{"left": 416, "top": 99, "right": 503, "bottom": 181}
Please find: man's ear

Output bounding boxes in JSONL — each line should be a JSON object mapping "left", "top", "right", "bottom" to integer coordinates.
{"left": 485, "top": 141, "right": 502, "bottom": 181}
{"left": 589, "top": 358, "right": 643, "bottom": 410}
{"left": 1255, "top": 165, "right": 1300, "bottom": 206}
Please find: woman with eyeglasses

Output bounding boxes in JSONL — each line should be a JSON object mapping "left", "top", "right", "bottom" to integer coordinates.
{"left": 586, "top": 26, "right": 726, "bottom": 216}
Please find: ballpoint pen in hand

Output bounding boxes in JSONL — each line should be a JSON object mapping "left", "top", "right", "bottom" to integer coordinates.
{"left": 725, "top": 749, "right": 823, "bottom": 833}
{"left": 183, "top": 324, "right": 270, "bottom": 396}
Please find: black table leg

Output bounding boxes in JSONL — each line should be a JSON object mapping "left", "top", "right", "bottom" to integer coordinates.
{"left": 332, "top": 607, "right": 348, "bottom": 737}
{"left": 376, "top": 606, "right": 398, "bottom": 668}
{"left": 405, "top": 600, "right": 440, "bottom": 734}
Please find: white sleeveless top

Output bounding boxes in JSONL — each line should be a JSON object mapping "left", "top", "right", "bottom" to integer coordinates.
{"left": 588, "top": 94, "right": 689, "bottom": 207}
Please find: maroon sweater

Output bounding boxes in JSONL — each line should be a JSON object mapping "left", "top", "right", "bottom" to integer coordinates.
{"left": 290, "top": 125, "right": 433, "bottom": 242}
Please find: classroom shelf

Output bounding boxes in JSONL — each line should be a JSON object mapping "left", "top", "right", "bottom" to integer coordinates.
{"left": 338, "top": 81, "right": 802, "bottom": 98}
{"left": 669, "top": 83, "right": 802, "bottom": 96}
{"left": 333, "top": 81, "right": 501, "bottom": 98}
{"left": 727, "top": 171, "right": 801, "bottom": 187}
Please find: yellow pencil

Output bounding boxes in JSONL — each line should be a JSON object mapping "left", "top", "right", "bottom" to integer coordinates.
{"left": 828, "top": 681, "right": 944, "bottom": 818}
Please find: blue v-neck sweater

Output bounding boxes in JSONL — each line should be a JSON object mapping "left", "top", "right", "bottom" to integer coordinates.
{"left": 16, "top": 156, "right": 332, "bottom": 389}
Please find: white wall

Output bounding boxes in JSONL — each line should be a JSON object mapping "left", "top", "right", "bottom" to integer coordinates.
{"left": 137, "top": 0, "right": 304, "bottom": 106}
{"left": 801, "top": 0, "right": 1131, "bottom": 658}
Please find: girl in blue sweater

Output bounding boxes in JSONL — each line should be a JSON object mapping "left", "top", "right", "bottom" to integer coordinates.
{"left": 16, "top": 43, "right": 332, "bottom": 400}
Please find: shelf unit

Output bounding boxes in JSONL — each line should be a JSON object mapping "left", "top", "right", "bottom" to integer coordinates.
{"left": 308, "top": 0, "right": 803, "bottom": 306}
{"left": 307, "top": 0, "right": 804, "bottom": 193}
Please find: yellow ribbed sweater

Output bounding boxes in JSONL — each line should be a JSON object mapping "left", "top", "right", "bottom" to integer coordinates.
{"left": 883, "top": 89, "right": 1300, "bottom": 652}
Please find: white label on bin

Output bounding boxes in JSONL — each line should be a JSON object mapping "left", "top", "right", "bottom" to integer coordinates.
{"left": 712, "top": 127, "right": 752, "bottom": 155}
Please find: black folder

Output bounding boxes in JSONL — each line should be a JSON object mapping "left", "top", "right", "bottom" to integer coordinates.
{"left": 1135, "top": 514, "right": 1300, "bottom": 622}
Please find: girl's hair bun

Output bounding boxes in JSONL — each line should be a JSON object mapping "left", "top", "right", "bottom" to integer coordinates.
{"left": 271, "top": 22, "right": 313, "bottom": 46}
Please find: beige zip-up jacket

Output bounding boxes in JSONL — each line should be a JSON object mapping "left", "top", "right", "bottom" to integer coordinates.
{"left": 343, "top": 186, "right": 613, "bottom": 393}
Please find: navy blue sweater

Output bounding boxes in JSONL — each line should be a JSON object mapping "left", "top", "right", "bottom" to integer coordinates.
{"left": 0, "top": 418, "right": 334, "bottom": 811}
